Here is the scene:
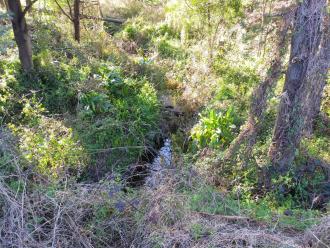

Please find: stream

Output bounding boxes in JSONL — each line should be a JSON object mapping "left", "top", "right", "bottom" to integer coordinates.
{"left": 145, "top": 138, "right": 172, "bottom": 188}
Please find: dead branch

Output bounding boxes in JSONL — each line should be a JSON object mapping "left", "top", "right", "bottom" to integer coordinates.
{"left": 80, "top": 14, "right": 125, "bottom": 24}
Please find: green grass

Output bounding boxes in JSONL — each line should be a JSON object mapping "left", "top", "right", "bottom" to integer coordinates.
{"left": 186, "top": 182, "right": 322, "bottom": 231}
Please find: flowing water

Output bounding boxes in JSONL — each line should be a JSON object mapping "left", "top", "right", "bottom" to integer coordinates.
{"left": 145, "top": 138, "right": 172, "bottom": 188}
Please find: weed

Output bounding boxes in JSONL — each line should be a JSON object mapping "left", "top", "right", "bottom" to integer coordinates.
{"left": 191, "top": 107, "right": 239, "bottom": 149}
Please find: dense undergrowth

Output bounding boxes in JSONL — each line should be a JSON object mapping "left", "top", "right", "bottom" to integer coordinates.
{"left": 0, "top": 0, "right": 329, "bottom": 247}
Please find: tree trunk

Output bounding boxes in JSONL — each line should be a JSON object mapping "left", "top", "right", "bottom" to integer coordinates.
{"left": 302, "top": 12, "right": 330, "bottom": 136}
{"left": 7, "top": 0, "right": 33, "bottom": 72}
{"left": 268, "top": 0, "right": 329, "bottom": 174}
{"left": 73, "top": 0, "right": 80, "bottom": 42}
{"left": 224, "top": 13, "right": 292, "bottom": 160}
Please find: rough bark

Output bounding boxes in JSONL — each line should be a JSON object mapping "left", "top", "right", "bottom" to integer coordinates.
{"left": 7, "top": 0, "right": 33, "bottom": 72}
{"left": 224, "top": 13, "right": 292, "bottom": 160}
{"left": 268, "top": 0, "right": 329, "bottom": 174}
{"left": 302, "top": 13, "right": 330, "bottom": 136}
{"left": 73, "top": 0, "right": 80, "bottom": 42}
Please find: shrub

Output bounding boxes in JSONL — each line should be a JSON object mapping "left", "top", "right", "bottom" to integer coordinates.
{"left": 9, "top": 97, "right": 85, "bottom": 180}
{"left": 156, "top": 39, "right": 185, "bottom": 59}
{"left": 155, "top": 23, "right": 179, "bottom": 39}
{"left": 80, "top": 91, "right": 112, "bottom": 115}
{"left": 123, "top": 24, "right": 139, "bottom": 40}
{"left": 2, "top": 57, "right": 90, "bottom": 115}
{"left": 191, "top": 107, "right": 238, "bottom": 149}
{"left": 120, "top": 21, "right": 154, "bottom": 50}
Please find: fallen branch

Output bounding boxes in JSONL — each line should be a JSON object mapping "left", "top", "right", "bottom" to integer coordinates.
{"left": 80, "top": 14, "right": 125, "bottom": 24}
{"left": 193, "top": 211, "right": 250, "bottom": 223}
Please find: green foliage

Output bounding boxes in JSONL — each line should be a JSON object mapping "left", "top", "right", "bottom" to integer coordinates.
{"left": 165, "top": 0, "right": 243, "bottom": 45}
{"left": 8, "top": 97, "right": 85, "bottom": 180}
{"left": 213, "top": 59, "right": 259, "bottom": 93}
{"left": 0, "top": 1, "right": 328, "bottom": 243}
{"left": 189, "top": 185, "right": 240, "bottom": 215}
{"left": 241, "top": 198, "right": 320, "bottom": 231}
{"left": 80, "top": 92, "right": 112, "bottom": 115}
{"left": 0, "top": 17, "right": 163, "bottom": 178}
{"left": 118, "top": 17, "right": 182, "bottom": 57}
{"left": 0, "top": 128, "right": 21, "bottom": 192}
{"left": 156, "top": 39, "right": 185, "bottom": 59}
{"left": 190, "top": 223, "right": 212, "bottom": 240}
{"left": 227, "top": 153, "right": 329, "bottom": 212}
{"left": 123, "top": 24, "right": 139, "bottom": 40}
{"left": 187, "top": 179, "right": 321, "bottom": 231}
{"left": 0, "top": 12, "right": 13, "bottom": 55}
{"left": 303, "top": 137, "right": 330, "bottom": 162}
{"left": 191, "top": 107, "right": 238, "bottom": 148}
{"left": 155, "top": 23, "right": 179, "bottom": 39}
{"left": 1, "top": 58, "right": 89, "bottom": 115}
{"left": 76, "top": 65, "right": 160, "bottom": 173}
{"left": 120, "top": 21, "right": 154, "bottom": 49}
{"left": 188, "top": 0, "right": 243, "bottom": 20}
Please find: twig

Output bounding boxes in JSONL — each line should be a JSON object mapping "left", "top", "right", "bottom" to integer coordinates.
{"left": 54, "top": 0, "right": 73, "bottom": 21}
{"left": 193, "top": 211, "right": 250, "bottom": 222}
{"left": 51, "top": 205, "right": 62, "bottom": 248}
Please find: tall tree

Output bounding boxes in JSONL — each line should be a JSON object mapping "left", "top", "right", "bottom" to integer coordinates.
{"left": 301, "top": 12, "right": 330, "bottom": 136}
{"left": 54, "top": 0, "right": 81, "bottom": 42}
{"left": 7, "top": 0, "right": 37, "bottom": 72}
{"left": 268, "top": 0, "right": 330, "bottom": 174}
{"left": 53, "top": 0, "right": 123, "bottom": 42}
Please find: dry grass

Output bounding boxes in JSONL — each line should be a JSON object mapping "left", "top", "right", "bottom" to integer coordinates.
{"left": 128, "top": 167, "right": 306, "bottom": 248}
{"left": 1, "top": 129, "right": 329, "bottom": 248}
{"left": 305, "top": 217, "right": 330, "bottom": 248}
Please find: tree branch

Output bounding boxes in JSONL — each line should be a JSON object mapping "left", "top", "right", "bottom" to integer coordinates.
{"left": 22, "top": 0, "right": 38, "bottom": 17}
{"left": 54, "top": 0, "right": 73, "bottom": 22}
{"left": 65, "top": 0, "right": 73, "bottom": 19}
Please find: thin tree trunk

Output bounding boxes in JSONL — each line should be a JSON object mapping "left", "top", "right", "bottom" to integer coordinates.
{"left": 268, "top": 0, "right": 329, "bottom": 174}
{"left": 224, "top": 13, "right": 292, "bottom": 160}
{"left": 73, "top": 0, "right": 80, "bottom": 42}
{"left": 7, "top": 0, "right": 33, "bottom": 72}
